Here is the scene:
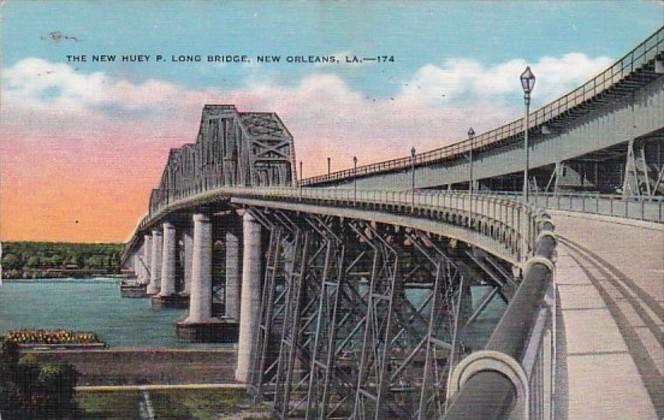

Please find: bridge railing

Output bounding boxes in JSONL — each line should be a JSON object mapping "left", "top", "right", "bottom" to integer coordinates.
{"left": 140, "top": 186, "right": 542, "bottom": 263}
{"left": 479, "top": 191, "right": 664, "bottom": 223}
{"left": 443, "top": 214, "right": 556, "bottom": 420}
{"left": 301, "top": 26, "right": 664, "bottom": 187}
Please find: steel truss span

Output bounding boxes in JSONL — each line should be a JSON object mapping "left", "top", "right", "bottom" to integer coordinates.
{"left": 241, "top": 207, "right": 525, "bottom": 419}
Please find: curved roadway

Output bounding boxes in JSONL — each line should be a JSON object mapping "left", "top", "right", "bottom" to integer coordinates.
{"left": 553, "top": 211, "right": 664, "bottom": 419}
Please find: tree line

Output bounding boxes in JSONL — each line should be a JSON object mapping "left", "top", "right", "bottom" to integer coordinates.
{"left": 1, "top": 242, "right": 123, "bottom": 279}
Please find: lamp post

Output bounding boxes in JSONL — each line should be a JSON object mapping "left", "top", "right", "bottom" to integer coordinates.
{"left": 411, "top": 147, "right": 416, "bottom": 212}
{"left": 327, "top": 157, "right": 331, "bottom": 176}
{"left": 353, "top": 156, "right": 358, "bottom": 202}
{"left": 467, "top": 127, "right": 475, "bottom": 195}
{"left": 520, "top": 66, "right": 536, "bottom": 203}
{"left": 467, "top": 128, "right": 475, "bottom": 227}
{"left": 299, "top": 160, "right": 303, "bottom": 199}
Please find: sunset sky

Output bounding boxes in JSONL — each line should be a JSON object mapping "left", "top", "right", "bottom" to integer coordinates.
{"left": 1, "top": 1, "right": 662, "bottom": 243}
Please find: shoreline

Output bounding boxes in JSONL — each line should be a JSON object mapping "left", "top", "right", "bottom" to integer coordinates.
{"left": 1, "top": 274, "right": 123, "bottom": 281}
{"left": 28, "top": 347, "right": 239, "bottom": 386}
{"left": 1, "top": 277, "right": 120, "bottom": 282}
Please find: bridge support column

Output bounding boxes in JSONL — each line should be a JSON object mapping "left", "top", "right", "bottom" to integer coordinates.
{"left": 140, "top": 234, "right": 152, "bottom": 285}
{"left": 225, "top": 230, "right": 241, "bottom": 321}
{"left": 152, "top": 222, "right": 189, "bottom": 308}
{"left": 157, "top": 222, "right": 177, "bottom": 297}
{"left": 185, "top": 214, "right": 213, "bottom": 323}
{"left": 183, "top": 228, "right": 193, "bottom": 295}
{"left": 235, "top": 212, "right": 262, "bottom": 383}
{"left": 147, "top": 229, "right": 162, "bottom": 295}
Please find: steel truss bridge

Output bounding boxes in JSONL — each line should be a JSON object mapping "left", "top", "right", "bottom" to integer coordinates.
{"left": 122, "top": 26, "right": 664, "bottom": 419}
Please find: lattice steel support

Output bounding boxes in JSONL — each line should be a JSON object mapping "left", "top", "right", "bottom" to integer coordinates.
{"left": 244, "top": 208, "right": 484, "bottom": 419}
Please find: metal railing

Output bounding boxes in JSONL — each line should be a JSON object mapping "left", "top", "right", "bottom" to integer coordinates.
{"left": 480, "top": 191, "right": 664, "bottom": 223}
{"left": 302, "top": 26, "right": 664, "bottom": 187}
{"left": 444, "top": 216, "right": 556, "bottom": 420}
{"left": 132, "top": 187, "right": 543, "bottom": 264}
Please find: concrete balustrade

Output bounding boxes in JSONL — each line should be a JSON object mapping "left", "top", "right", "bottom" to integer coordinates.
{"left": 147, "top": 229, "right": 162, "bottom": 295}
{"left": 235, "top": 212, "right": 262, "bottom": 383}
{"left": 158, "top": 222, "right": 177, "bottom": 297}
{"left": 224, "top": 231, "right": 241, "bottom": 321}
{"left": 184, "top": 213, "right": 213, "bottom": 324}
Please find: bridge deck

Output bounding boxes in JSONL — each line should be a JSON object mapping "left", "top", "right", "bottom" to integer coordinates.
{"left": 553, "top": 211, "right": 664, "bottom": 419}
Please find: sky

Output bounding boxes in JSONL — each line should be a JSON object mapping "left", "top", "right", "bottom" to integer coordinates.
{"left": 1, "top": 0, "right": 663, "bottom": 243}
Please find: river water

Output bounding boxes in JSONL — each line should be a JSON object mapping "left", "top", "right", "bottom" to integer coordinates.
{"left": 0, "top": 278, "right": 204, "bottom": 348}
{"left": 0, "top": 278, "right": 504, "bottom": 349}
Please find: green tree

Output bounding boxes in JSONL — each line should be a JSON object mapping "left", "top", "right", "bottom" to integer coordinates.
{"left": 1, "top": 253, "right": 21, "bottom": 270}
{"left": 26, "top": 256, "right": 41, "bottom": 268}
{"left": 50, "top": 254, "right": 64, "bottom": 267}
{"left": 0, "top": 343, "right": 79, "bottom": 418}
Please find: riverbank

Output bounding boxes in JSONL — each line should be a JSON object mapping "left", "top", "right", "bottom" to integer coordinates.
{"left": 76, "top": 387, "right": 271, "bottom": 419}
{"left": 1, "top": 269, "right": 121, "bottom": 280}
{"left": 27, "top": 348, "right": 238, "bottom": 386}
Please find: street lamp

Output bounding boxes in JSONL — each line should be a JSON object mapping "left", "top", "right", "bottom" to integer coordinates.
{"left": 411, "top": 147, "right": 416, "bottom": 212}
{"left": 520, "top": 66, "right": 535, "bottom": 202}
{"left": 467, "top": 127, "right": 475, "bottom": 228}
{"left": 327, "top": 157, "right": 331, "bottom": 176}
{"left": 299, "top": 160, "right": 303, "bottom": 199}
{"left": 467, "top": 127, "right": 475, "bottom": 195}
{"left": 353, "top": 156, "right": 358, "bottom": 202}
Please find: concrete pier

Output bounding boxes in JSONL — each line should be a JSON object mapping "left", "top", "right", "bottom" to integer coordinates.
{"left": 151, "top": 222, "right": 189, "bottom": 307}
{"left": 176, "top": 214, "right": 236, "bottom": 342}
{"left": 225, "top": 231, "right": 241, "bottom": 321}
{"left": 184, "top": 214, "right": 213, "bottom": 323}
{"left": 147, "top": 229, "right": 162, "bottom": 295}
{"left": 158, "top": 222, "right": 176, "bottom": 297}
{"left": 235, "top": 212, "right": 262, "bottom": 383}
{"left": 141, "top": 234, "right": 152, "bottom": 285}
{"left": 183, "top": 228, "right": 193, "bottom": 295}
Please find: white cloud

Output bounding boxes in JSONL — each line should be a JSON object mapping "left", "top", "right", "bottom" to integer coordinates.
{"left": 1, "top": 51, "right": 615, "bottom": 176}
{"left": 402, "top": 52, "right": 613, "bottom": 104}
{"left": 1, "top": 57, "right": 189, "bottom": 115}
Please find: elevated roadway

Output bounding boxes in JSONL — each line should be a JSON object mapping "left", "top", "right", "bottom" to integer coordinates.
{"left": 553, "top": 211, "right": 664, "bottom": 419}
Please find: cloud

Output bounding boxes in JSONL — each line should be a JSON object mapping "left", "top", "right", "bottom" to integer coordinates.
{"left": 1, "top": 52, "right": 615, "bottom": 240}
{"left": 1, "top": 52, "right": 616, "bottom": 175}
{"left": 1, "top": 57, "right": 190, "bottom": 116}
{"left": 402, "top": 52, "right": 613, "bottom": 105}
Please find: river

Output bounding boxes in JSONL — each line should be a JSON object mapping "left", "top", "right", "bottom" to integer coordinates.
{"left": 0, "top": 278, "right": 503, "bottom": 349}
{"left": 0, "top": 278, "right": 218, "bottom": 348}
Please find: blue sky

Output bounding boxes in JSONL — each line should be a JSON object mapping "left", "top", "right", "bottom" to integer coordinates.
{"left": 1, "top": 1, "right": 663, "bottom": 241}
{"left": 3, "top": 1, "right": 663, "bottom": 98}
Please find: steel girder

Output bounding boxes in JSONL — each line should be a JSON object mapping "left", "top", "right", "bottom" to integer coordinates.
{"left": 245, "top": 207, "right": 513, "bottom": 419}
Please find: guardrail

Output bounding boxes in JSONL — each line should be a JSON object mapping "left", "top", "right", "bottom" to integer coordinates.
{"left": 128, "top": 188, "right": 542, "bottom": 265}
{"left": 443, "top": 213, "right": 556, "bottom": 420}
{"left": 302, "top": 26, "right": 664, "bottom": 187}
{"left": 480, "top": 191, "right": 664, "bottom": 223}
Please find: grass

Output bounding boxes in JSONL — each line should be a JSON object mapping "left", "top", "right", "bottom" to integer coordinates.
{"left": 76, "top": 390, "right": 143, "bottom": 419}
{"left": 76, "top": 388, "right": 272, "bottom": 419}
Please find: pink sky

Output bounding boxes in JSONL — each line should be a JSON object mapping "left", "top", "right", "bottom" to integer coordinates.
{"left": 0, "top": 54, "right": 613, "bottom": 242}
